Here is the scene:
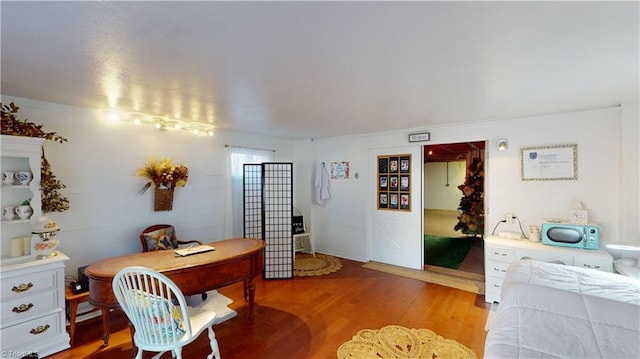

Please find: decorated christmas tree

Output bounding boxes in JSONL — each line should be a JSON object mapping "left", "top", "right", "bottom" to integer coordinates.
{"left": 454, "top": 157, "right": 484, "bottom": 236}
{"left": 41, "top": 149, "right": 70, "bottom": 213}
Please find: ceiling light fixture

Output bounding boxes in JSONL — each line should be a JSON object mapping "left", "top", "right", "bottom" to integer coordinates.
{"left": 103, "top": 110, "right": 214, "bottom": 136}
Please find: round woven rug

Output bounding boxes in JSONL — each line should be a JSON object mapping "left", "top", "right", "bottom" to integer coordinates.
{"left": 337, "top": 325, "right": 477, "bottom": 359}
{"left": 294, "top": 253, "right": 342, "bottom": 276}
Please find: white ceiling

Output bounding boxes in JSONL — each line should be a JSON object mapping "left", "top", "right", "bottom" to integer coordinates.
{"left": 1, "top": 1, "right": 638, "bottom": 140}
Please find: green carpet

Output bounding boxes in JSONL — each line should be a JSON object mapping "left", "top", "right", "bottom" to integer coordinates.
{"left": 424, "top": 235, "right": 475, "bottom": 269}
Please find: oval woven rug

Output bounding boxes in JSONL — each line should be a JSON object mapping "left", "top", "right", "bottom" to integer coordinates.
{"left": 294, "top": 253, "right": 342, "bottom": 277}
{"left": 337, "top": 325, "right": 477, "bottom": 359}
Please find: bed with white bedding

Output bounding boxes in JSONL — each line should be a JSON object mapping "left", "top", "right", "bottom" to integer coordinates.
{"left": 484, "top": 259, "right": 640, "bottom": 358}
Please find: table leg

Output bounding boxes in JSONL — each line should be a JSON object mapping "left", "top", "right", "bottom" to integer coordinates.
{"left": 247, "top": 278, "right": 256, "bottom": 322}
{"left": 100, "top": 307, "right": 110, "bottom": 346}
{"left": 68, "top": 299, "right": 78, "bottom": 346}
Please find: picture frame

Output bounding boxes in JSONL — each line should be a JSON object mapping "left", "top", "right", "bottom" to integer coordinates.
{"left": 389, "top": 176, "right": 398, "bottom": 189}
{"left": 378, "top": 157, "right": 389, "bottom": 174}
{"left": 400, "top": 175, "right": 410, "bottom": 191}
{"left": 408, "top": 132, "right": 430, "bottom": 143}
{"left": 399, "top": 193, "right": 410, "bottom": 210}
{"left": 521, "top": 144, "right": 577, "bottom": 181}
{"left": 331, "top": 161, "right": 350, "bottom": 179}
{"left": 399, "top": 156, "right": 410, "bottom": 173}
{"left": 389, "top": 193, "right": 399, "bottom": 209}
{"left": 376, "top": 154, "right": 412, "bottom": 212}
{"left": 379, "top": 175, "right": 388, "bottom": 190}
{"left": 379, "top": 193, "right": 388, "bottom": 208}
{"left": 389, "top": 157, "right": 399, "bottom": 173}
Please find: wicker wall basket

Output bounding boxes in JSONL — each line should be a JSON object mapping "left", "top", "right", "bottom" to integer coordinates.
{"left": 154, "top": 188, "right": 174, "bottom": 211}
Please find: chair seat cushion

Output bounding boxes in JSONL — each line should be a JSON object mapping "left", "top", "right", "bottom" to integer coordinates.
{"left": 132, "top": 290, "right": 185, "bottom": 340}
{"left": 143, "top": 226, "right": 178, "bottom": 250}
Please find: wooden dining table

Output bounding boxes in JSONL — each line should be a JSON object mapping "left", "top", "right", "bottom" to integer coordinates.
{"left": 85, "top": 237, "right": 265, "bottom": 346}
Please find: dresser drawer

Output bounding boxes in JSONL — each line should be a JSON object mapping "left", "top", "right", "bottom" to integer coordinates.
{"left": 485, "top": 287, "right": 502, "bottom": 303}
{"left": 0, "top": 311, "right": 64, "bottom": 350}
{"left": 486, "top": 260, "right": 510, "bottom": 279}
{"left": 574, "top": 255, "right": 613, "bottom": 272}
{"left": 1, "top": 270, "right": 56, "bottom": 299}
{"left": 485, "top": 276, "right": 504, "bottom": 303}
{"left": 485, "top": 276, "right": 504, "bottom": 293}
{"left": 519, "top": 249, "right": 573, "bottom": 266}
{"left": 1, "top": 288, "right": 58, "bottom": 324}
{"left": 486, "top": 246, "right": 515, "bottom": 262}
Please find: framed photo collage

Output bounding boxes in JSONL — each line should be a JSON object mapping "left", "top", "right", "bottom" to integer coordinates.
{"left": 377, "top": 154, "right": 411, "bottom": 211}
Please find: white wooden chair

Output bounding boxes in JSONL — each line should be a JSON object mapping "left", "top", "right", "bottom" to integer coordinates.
{"left": 293, "top": 206, "right": 314, "bottom": 261}
{"left": 112, "top": 266, "right": 221, "bottom": 359}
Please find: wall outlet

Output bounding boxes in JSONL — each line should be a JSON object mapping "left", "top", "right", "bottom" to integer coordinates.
{"left": 505, "top": 212, "right": 515, "bottom": 224}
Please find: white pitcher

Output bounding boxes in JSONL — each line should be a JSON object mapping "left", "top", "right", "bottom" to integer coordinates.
{"left": 15, "top": 205, "right": 33, "bottom": 220}
{"left": 2, "top": 171, "right": 15, "bottom": 185}
{"left": 2, "top": 206, "right": 16, "bottom": 220}
{"left": 14, "top": 171, "right": 32, "bottom": 185}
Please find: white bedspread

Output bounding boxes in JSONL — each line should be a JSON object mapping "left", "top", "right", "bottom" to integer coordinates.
{"left": 503, "top": 259, "right": 640, "bottom": 304}
{"left": 485, "top": 260, "right": 640, "bottom": 359}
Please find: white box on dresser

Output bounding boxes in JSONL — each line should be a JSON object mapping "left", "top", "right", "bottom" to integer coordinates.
{"left": 484, "top": 235, "right": 612, "bottom": 303}
{"left": 1, "top": 252, "right": 70, "bottom": 357}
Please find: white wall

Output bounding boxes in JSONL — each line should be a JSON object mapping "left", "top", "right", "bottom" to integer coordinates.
{"left": 1, "top": 96, "right": 294, "bottom": 276}
{"left": 423, "top": 161, "right": 465, "bottom": 210}
{"left": 295, "top": 104, "right": 640, "bottom": 263}
{"left": 4, "top": 95, "right": 637, "bottom": 273}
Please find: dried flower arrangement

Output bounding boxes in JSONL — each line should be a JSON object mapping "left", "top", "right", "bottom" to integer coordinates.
{"left": 1, "top": 102, "right": 68, "bottom": 143}
{"left": 1, "top": 102, "right": 70, "bottom": 213}
{"left": 137, "top": 158, "right": 189, "bottom": 194}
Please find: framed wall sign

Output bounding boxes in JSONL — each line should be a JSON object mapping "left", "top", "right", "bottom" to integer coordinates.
{"left": 377, "top": 154, "right": 411, "bottom": 211}
{"left": 331, "top": 161, "right": 350, "bottom": 179}
{"left": 521, "top": 144, "right": 577, "bottom": 181}
{"left": 408, "top": 132, "right": 430, "bottom": 143}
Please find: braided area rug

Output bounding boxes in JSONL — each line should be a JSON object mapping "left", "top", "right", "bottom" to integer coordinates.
{"left": 337, "top": 325, "right": 477, "bottom": 359}
{"left": 293, "top": 253, "right": 342, "bottom": 276}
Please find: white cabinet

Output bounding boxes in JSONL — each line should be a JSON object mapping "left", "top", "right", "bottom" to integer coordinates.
{"left": 1, "top": 135, "right": 70, "bottom": 356}
{"left": 484, "top": 236, "right": 612, "bottom": 303}
{"left": 1, "top": 135, "right": 44, "bottom": 260}
{"left": 0, "top": 254, "right": 70, "bottom": 357}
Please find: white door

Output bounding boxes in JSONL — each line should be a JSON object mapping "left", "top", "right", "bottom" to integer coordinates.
{"left": 368, "top": 146, "right": 423, "bottom": 270}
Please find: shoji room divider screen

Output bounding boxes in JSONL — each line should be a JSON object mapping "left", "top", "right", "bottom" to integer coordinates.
{"left": 243, "top": 162, "right": 293, "bottom": 279}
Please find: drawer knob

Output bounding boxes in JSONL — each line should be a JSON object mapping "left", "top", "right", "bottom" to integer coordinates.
{"left": 12, "top": 303, "right": 34, "bottom": 313}
{"left": 30, "top": 324, "right": 50, "bottom": 335}
{"left": 11, "top": 282, "right": 34, "bottom": 292}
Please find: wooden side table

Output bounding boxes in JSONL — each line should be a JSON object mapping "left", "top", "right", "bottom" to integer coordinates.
{"left": 64, "top": 286, "right": 101, "bottom": 346}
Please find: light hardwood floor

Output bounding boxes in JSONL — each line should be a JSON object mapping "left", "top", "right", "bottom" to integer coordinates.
{"left": 50, "top": 257, "right": 490, "bottom": 359}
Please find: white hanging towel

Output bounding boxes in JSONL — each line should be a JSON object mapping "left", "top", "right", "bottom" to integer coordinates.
{"left": 315, "top": 162, "right": 331, "bottom": 205}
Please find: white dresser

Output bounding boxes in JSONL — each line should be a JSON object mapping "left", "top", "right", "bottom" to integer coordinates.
{"left": 484, "top": 235, "right": 613, "bottom": 303}
{"left": 1, "top": 253, "right": 70, "bottom": 357}
{"left": 1, "top": 135, "right": 70, "bottom": 356}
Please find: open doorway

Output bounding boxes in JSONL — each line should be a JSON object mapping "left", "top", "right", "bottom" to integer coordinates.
{"left": 423, "top": 141, "right": 485, "bottom": 278}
